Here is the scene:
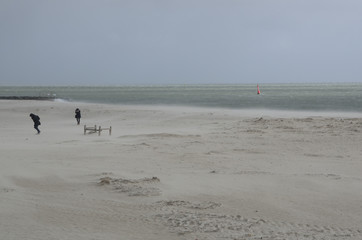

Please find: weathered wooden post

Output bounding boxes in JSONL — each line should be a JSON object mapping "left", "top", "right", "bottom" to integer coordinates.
{"left": 84, "top": 125, "right": 112, "bottom": 136}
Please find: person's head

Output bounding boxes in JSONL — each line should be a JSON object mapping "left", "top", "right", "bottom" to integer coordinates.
{"left": 29, "top": 113, "right": 34, "bottom": 117}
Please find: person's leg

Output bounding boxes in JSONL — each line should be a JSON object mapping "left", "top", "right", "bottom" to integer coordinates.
{"left": 34, "top": 124, "right": 40, "bottom": 134}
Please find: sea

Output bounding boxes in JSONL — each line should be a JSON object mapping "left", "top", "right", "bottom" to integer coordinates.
{"left": 1, "top": 83, "right": 362, "bottom": 112}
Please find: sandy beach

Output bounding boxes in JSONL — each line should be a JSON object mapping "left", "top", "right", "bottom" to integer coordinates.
{"left": 1, "top": 100, "right": 362, "bottom": 240}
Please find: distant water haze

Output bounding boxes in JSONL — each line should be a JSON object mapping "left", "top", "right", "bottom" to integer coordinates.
{"left": 1, "top": 83, "right": 362, "bottom": 112}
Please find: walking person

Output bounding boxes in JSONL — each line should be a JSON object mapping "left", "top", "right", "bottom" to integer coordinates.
{"left": 29, "top": 113, "right": 41, "bottom": 134}
{"left": 75, "top": 108, "right": 81, "bottom": 125}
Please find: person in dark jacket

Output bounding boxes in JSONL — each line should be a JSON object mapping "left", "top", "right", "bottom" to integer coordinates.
{"left": 29, "top": 113, "right": 41, "bottom": 134}
{"left": 75, "top": 108, "right": 81, "bottom": 125}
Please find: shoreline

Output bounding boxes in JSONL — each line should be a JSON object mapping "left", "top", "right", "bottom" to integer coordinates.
{"left": 1, "top": 100, "right": 362, "bottom": 239}
{"left": 2, "top": 83, "right": 362, "bottom": 113}
{"left": 3, "top": 99, "right": 362, "bottom": 118}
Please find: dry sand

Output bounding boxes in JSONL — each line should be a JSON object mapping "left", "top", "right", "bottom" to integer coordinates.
{"left": 1, "top": 100, "right": 362, "bottom": 240}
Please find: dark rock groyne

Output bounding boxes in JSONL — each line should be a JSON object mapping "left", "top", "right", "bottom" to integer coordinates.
{"left": 0, "top": 96, "right": 56, "bottom": 100}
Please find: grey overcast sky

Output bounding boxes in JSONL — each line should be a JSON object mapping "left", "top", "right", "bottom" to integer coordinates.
{"left": 1, "top": 0, "right": 362, "bottom": 86}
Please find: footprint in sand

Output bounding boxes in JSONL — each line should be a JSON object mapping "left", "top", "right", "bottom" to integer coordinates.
{"left": 154, "top": 200, "right": 221, "bottom": 210}
{"left": 1, "top": 187, "right": 15, "bottom": 193}
{"left": 151, "top": 210, "right": 362, "bottom": 239}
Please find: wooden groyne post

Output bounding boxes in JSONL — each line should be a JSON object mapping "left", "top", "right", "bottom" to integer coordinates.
{"left": 97, "top": 126, "right": 112, "bottom": 136}
{"left": 84, "top": 125, "right": 112, "bottom": 136}
{"left": 84, "top": 125, "right": 97, "bottom": 134}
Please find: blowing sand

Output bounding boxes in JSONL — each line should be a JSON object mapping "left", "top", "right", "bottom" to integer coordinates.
{"left": 1, "top": 100, "right": 362, "bottom": 240}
